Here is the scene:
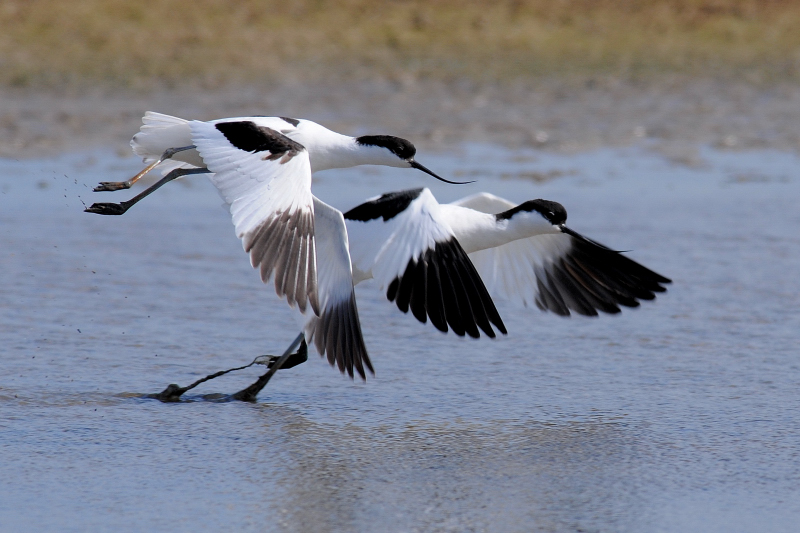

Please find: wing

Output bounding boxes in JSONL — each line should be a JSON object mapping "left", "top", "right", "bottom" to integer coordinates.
{"left": 190, "top": 119, "right": 319, "bottom": 315}
{"left": 345, "top": 188, "right": 506, "bottom": 338}
{"left": 469, "top": 226, "right": 671, "bottom": 316}
{"left": 303, "top": 198, "right": 373, "bottom": 379}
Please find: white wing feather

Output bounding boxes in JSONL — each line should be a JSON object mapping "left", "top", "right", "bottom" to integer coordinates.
{"left": 467, "top": 234, "right": 572, "bottom": 308}
{"left": 190, "top": 120, "right": 319, "bottom": 314}
{"left": 304, "top": 198, "right": 372, "bottom": 378}
{"left": 450, "top": 192, "right": 574, "bottom": 308}
{"left": 450, "top": 193, "right": 670, "bottom": 315}
{"left": 347, "top": 188, "right": 453, "bottom": 289}
{"left": 345, "top": 188, "right": 507, "bottom": 338}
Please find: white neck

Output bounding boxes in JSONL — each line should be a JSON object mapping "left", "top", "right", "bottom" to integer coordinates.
{"left": 439, "top": 204, "right": 560, "bottom": 254}
{"left": 291, "top": 121, "right": 405, "bottom": 172}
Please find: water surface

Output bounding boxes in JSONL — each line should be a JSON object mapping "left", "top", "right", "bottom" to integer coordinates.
{"left": 1, "top": 145, "right": 799, "bottom": 532}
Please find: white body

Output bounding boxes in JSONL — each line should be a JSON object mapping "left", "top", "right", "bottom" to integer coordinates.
{"left": 131, "top": 112, "right": 408, "bottom": 174}
{"left": 440, "top": 203, "right": 561, "bottom": 254}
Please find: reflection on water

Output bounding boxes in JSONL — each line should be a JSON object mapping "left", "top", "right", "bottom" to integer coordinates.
{"left": 266, "top": 414, "right": 640, "bottom": 533}
{"left": 1, "top": 145, "right": 799, "bottom": 532}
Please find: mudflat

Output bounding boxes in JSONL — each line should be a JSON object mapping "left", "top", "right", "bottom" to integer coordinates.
{"left": 3, "top": 77, "right": 800, "bottom": 160}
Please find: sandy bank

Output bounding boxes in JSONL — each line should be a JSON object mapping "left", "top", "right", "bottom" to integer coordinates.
{"left": 3, "top": 77, "right": 800, "bottom": 161}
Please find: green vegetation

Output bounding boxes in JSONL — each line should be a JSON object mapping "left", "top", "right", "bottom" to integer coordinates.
{"left": 2, "top": 0, "right": 800, "bottom": 89}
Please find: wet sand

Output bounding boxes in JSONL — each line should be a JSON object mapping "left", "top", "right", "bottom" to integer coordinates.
{"left": 3, "top": 76, "right": 800, "bottom": 160}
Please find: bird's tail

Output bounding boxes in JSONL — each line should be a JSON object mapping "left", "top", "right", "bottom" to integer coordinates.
{"left": 130, "top": 111, "right": 202, "bottom": 173}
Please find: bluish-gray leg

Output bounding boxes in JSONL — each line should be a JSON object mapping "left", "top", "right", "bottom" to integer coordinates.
{"left": 151, "top": 333, "right": 308, "bottom": 403}
{"left": 85, "top": 166, "right": 210, "bottom": 216}
{"left": 232, "top": 333, "right": 307, "bottom": 402}
{"left": 94, "top": 145, "right": 196, "bottom": 192}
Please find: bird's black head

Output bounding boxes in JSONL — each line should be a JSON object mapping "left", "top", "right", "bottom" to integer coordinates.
{"left": 355, "top": 135, "right": 472, "bottom": 184}
{"left": 355, "top": 135, "right": 416, "bottom": 160}
{"left": 495, "top": 199, "right": 567, "bottom": 225}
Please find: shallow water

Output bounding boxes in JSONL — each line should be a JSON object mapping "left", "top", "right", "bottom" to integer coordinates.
{"left": 1, "top": 144, "right": 799, "bottom": 532}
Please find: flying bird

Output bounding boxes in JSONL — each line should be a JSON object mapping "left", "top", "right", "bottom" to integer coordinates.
{"left": 301, "top": 190, "right": 507, "bottom": 379}
{"left": 110, "top": 180, "right": 673, "bottom": 399}
{"left": 85, "top": 112, "right": 462, "bottom": 318}
{"left": 289, "top": 187, "right": 670, "bottom": 381}
{"left": 86, "top": 113, "right": 473, "bottom": 382}
{"left": 440, "top": 190, "right": 671, "bottom": 315}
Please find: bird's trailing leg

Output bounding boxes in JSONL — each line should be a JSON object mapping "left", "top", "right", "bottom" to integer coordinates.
{"left": 151, "top": 335, "right": 308, "bottom": 403}
{"left": 232, "top": 333, "right": 306, "bottom": 402}
{"left": 153, "top": 357, "right": 261, "bottom": 403}
{"left": 85, "top": 167, "right": 210, "bottom": 216}
{"left": 94, "top": 146, "right": 196, "bottom": 192}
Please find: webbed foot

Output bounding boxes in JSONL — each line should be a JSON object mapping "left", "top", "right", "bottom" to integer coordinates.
{"left": 93, "top": 181, "right": 132, "bottom": 192}
{"left": 84, "top": 202, "right": 129, "bottom": 215}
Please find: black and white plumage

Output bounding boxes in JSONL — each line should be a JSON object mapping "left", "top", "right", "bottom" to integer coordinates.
{"left": 441, "top": 191, "right": 671, "bottom": 315}
{"left": 189, "top": 119, "right": 320, "bottom": 315}
{"left": 299, "top": 187, "right": 669, "bottom": 378}
{"left": 87, "top": 112, "right": 466, "bottom": 379}
{"left": 296, "top": 188, "right": 509, "bottom": 377}
{"left": 334, "top": 189, "right": 669, "bottom": 334}
{"left": 129, "top": 112, "right": 460, "bottom": 185}
{"left": 91, "top": 112, "right": 460, "bottom": 312}
{"left": 303, "top": 197, "right": 372, "bottom": 379}
{"left": 343, "top": 188, "right": 507, "bottom": 339}
{"left": 89, "top": 112, "right": 670, "bottom": 383}
{"left": 229, "top": 186, "right": 670, "bottom": 382}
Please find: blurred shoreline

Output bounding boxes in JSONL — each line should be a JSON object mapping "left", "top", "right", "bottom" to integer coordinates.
{"left": 4, "top": 1, "right": 800, "bottom": 158}
{"left": 3, "top": 75, "right": 800, "bottom": 160}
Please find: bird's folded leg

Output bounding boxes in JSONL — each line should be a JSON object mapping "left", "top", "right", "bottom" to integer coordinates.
{"left": 255, "top": 345, "right": 309, "bottom": 370}
{"left": 94, "top": 146, "right": 196, "bottom": 192}
{"left": 85, "top": 167, "right": 210, "bottom": 216}
{"left": 232, "top": 333, "right": 306, "bottom": 402}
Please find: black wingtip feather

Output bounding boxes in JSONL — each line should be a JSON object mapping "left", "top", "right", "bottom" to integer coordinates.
{"left": 533, "top": 226, "right": 671, "bottom": 316}
{"left": 308, "top": 291, "right": 373, "bottom": 381}
{"left": 386, "top": 237, "right": 505, "bottom": 338}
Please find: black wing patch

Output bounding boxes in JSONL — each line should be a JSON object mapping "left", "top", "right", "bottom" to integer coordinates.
{"left": 386, "top": 237, "right": 507, "bottom": 338}
{"left": 306, "top": 291, "right": 374, "bottom": 380}
{"left": 344, "top": 188, "right": 424, "bottom": 222}
{"left": 535, "top": 227, "right": 672, "bottom": 316}
{"left": 280, "top": 117, "right": 300, "bottom": 127}
{"left": 216, "top": 121, "right": 304, "bottom": 163}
